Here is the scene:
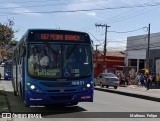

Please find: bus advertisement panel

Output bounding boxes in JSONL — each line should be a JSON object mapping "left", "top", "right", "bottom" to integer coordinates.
{"left": 12, "top": 29, "right": 94, "bottom": 106}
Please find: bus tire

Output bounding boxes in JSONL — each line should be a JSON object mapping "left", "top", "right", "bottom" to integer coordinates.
{"left": 20, "top": 83, "right": 23, "bottom": 99}
{"left": 12, "top": 81, "right": 18, "bottom": 96}
{"left": 70, "top": 102, "right": 78, "bottom": 106}
{"left": 24, "top": 101, "right": 29, "bottom": 107}
{"left": 13, "top": 89, "right": 18, "bottom": 96}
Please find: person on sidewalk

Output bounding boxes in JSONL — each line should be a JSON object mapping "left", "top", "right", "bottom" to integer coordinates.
{"left": 140, "top": 73, "right": 145, "bottom": 87}
{"left": 136, "top": 73, "right": 141, "bottom": 87}
{"left": 146, "top": 73, "right": 152, "bottom": 90}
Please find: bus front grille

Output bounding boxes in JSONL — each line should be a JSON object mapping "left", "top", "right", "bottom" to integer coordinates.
{"left": 40, "top": 82, "right": 72, "bottom": 87}
{"left": 46, "top": 89, "right": 76, "bottom": 93}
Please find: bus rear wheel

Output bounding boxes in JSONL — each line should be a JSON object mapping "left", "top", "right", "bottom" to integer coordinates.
{"left": 12, "top": 81, "right": 18, "bottom": 96}
{"left": 19, "top": 83, "right": 23, "bottom": 99}
{"left": 13, "top": 89, "right": 18, "bottom": 96}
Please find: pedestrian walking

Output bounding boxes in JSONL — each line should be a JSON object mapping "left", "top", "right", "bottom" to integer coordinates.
{"left": 146, "top": 73, "right": 152, "bottom": 90}
{"left": 136, "top": 73, "right": 141, "bottom": 86}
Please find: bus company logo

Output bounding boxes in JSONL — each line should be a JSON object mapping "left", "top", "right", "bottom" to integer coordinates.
{"left": 2, "top": 113, "right": 11, "bottom": 118}
{"left": 59, "top": 89, "right": 64, "bottom": 92}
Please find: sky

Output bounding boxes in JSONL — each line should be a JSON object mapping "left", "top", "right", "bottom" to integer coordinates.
{"left": 1, "top": 0, "right": 160, "bottom": 51}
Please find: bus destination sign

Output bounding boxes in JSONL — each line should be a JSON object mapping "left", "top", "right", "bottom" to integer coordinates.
{"left": 37, "top": 33, "right": 81, "bottom": 41}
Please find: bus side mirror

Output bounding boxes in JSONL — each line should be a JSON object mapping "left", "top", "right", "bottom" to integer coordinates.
{"left": 21, "top": 46, "right": 26, "bottom": 57}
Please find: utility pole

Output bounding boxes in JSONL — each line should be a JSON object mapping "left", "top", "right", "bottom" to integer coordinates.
{"left": 95, "top": 44, "right": 100, "bottom": 63}
{"left": 146, "top": 23, "right": 150, "bottom": 71}
{"left": 95, "top": 23, "right": 110, "bottom": 72}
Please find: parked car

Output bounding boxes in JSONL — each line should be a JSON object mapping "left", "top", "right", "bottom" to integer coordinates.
{"left": 4, "top": 71, "right": 12, "bottom": 80}
{"left": 94, "top": 73, "right": 120, "bottom": 89}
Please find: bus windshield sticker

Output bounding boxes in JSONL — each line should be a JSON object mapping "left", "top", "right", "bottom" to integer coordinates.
{"left": 71, "top": 69, "right": 79, "bottom": 74}
{"left": 35, "top": 69, "right": 60, "bottom": 77}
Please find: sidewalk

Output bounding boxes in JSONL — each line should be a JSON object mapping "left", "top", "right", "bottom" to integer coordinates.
{"left": 0, "top": 81, "right": 9, "bottom": 114}
{"left": 94, "top": 85, "right": 160, "bottom": 102}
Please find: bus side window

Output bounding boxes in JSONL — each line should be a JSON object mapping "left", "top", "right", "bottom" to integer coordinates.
{"left": 19, "top": 43, "right": 25, "bottom": 64}
{"left": 18, "top": 50, "right": 21, "bottom": 64}
{"left": 15, "top": 49, "right": 19, "bottom": 64}
{"left": 13, "top": 52, "right": 16, "bottom": 65}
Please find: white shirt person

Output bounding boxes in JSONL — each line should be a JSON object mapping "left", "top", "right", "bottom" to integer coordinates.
{"left": 39, "top": 49, "right": 49, "bottom": 68}
{"left": 28, "top": 48, "right": 40, "bottom": 74}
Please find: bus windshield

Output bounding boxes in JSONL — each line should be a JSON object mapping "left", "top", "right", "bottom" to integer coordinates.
{"left": 27, "top": 43, "right": 92, "bottom": 79}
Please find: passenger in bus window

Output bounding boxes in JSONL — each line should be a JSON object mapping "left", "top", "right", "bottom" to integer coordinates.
{"left": 76, "top": 47, "right": 86, "bottom": 64}
{"left": 48, "top": 48, "right": 60, "bottom": 68}
{"left": 28, "top": 48, "right": 38, "bottom": 74}
{"left": 39, "top": 49, "right": 49, "bottom": 68}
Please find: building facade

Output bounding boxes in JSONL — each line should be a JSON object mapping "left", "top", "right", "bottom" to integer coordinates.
{"left": 125, "top": 32, "right": 160, "bottom": 74}
{"left": 93, "top": 52, "right": 125, "bottom": 77}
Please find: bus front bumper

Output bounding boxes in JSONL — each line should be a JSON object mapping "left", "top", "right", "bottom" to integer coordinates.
{"left": 25, "top": 89, "right": 93, "bottom": 106}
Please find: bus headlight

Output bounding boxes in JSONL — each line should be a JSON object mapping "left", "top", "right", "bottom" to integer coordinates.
{"left": 87, "top": 83, "right": 91, "bottom": 88}
{"left": 26, "top": 83, "right": 43, "bottom": 93}
{"left": 82, "top": 83, "right": 91, "bottom": 91}
{"left": 30, "top": 85, "right": 36, "bottom": 90}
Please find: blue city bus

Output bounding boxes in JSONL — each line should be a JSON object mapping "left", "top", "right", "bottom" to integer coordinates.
{"left": 12, "top": 29, "right": 94, "bottom": 106}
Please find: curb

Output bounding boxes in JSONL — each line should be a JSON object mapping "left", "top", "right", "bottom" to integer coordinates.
{"left": 94, "top": 87, "right": 160, "bottom": 102}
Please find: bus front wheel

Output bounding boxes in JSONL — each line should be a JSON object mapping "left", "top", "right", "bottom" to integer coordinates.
{"left": 72, "top": 102, "right": 78, "bottom": 105}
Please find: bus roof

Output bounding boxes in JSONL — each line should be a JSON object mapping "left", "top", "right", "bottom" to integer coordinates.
{"left": 13, "top": 29, "right": 91, "bottom": 50}
{"left": 26, "top": 29, "right": 89, "bottom": 35}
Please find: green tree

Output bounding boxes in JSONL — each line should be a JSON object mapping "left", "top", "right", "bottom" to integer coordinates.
{"left": 0, "top": 23, "right": 14, "bottom": 46}
{"left": 0, "top": 23, "right": 15, "bottom": 62}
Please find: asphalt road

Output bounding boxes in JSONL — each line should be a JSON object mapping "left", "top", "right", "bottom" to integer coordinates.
{"left": 1, "top": 80, "right": 160, "bottom": 121}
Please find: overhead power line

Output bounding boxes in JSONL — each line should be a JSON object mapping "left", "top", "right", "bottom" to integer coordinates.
{"left": 108, "top": 26, "right": 147, "bottom": 34}
{"left": 88, "top": 32, "right": 103, "bottom": 46}
{"left": 0, "top": 0, "right": 59, "bottom": 4}
{"left": 1, "top": 2, "right": 160, "bottom": 14}
{"left": 0, "top": 0, "right": 106, "bottom": 9}
{"left": 79, "top": 0, "right": 154, "bottom": 31}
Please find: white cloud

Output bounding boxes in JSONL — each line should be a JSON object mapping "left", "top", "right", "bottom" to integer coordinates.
{"left": 117, "top": 0, "right": 154, "bottom": 6}
{"left": 64, "top": 0, "right": 144, "bottom": 17}
{"left": 64, "top": 0, "right": 109, "bottom": 17}
{"left": 86, "top": 12, "right": 96, "bottom": 16}
{"left": 5, "top": 3, "right": 41, "bottom": 16}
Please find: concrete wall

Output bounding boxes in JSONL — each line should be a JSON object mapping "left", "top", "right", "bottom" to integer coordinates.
{"left": 125, "top": 32, "right": 160, "bottom": 72}
{"left": 125, "top": 50, "right": 146, "bottom": 66}
{"left": 127, "top": 32, "right": 160, "bottom": 51}
{"left": 149, "top": 49, "right": 160, "bottom": 72}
